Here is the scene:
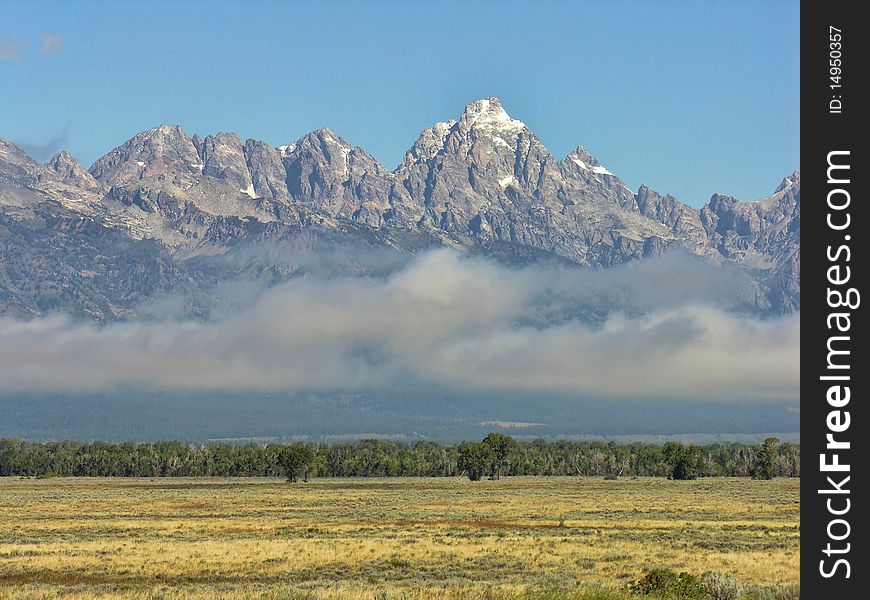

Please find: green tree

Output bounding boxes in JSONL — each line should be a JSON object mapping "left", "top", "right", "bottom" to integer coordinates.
{"left": 279, "top": 444, "right": 315, "bottom": 483}
{"left": 482, "top": 433, "right": 517, "bottom": 479}
{"left": 663, "top": 442, "right": 705, "bottom": 480}
{"left": 0, "top": 438, "right": 801, "bottom": 480}
{"left": 751, "top": 437, "right": 780, "bottom": 480}
{"left": 457, "top": 442, "right": 492, "bottom": 481}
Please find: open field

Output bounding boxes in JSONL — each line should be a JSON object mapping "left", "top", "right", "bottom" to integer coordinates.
{"left": 0, "top": 477, "right": 799, "bottom": 599}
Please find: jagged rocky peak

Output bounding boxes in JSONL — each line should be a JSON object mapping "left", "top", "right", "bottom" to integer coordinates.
{"left": 569, "top": 146, "right": 600, "bottom": 165}
{"left": 42, "top": 151, "right": 99, "bottom": 191}
{"left": 243, "top": 139, "right": 290, "bottom": 201}
{"left": 291, "top": 128, "right": 355, "bottom": 161}
{"left": 0, "top": 100, "right": 802, "bottom": 316}
{"left": 701, "top": 175, "right": 801, "bottom": 245}
{"left": 633, "top": 184, "right": 707, "bottom": 250}
{"left": 550, "top": 144, "right": 639, "bottom": 215}
{"left": 280, "top": 127, "right": 400, "bottom": 221}
{"left": 88, "top": 124, "right": 203, "bottom": 187}
{"left": 0, "top": 138, "right": 34, "bottom": 166}
{"left": 775, "top": 170, "right": 800, "bottom": 193}
{"left": 635, "top": 184, "right": 678, "bottom": 211}
{"left": 191, "top": 133, "right": 204, "bottom": 155}
{"left": 432, "top": 119, "right": 457, "bottom": 138}
{"left": 561, "top": 146, "right": 614, "bottom": 175}
{"left": 0, "top": 138, "right": 41, "bottom": 186}
{"left": 399, "top": 120, "right": 457, "bottom": 170}
{"left": 705, "top": 192, "right": 738, "bottom": 214}
{"left": 459, "top": 97, "right": 525, "bottom": 133}
{"left": 282, "top": 127, "right": 380, "bottom": 179}
{"left": 199, "top": 132, "right": 254, "bottom": 195}
{"left": 400, "top": 98, "right": 544, "bottom": 175}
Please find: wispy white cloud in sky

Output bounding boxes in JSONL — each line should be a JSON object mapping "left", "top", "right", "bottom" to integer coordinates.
{"left": 0, "top": 33, "right": 22, "bottom": 61}
{"left": 40, "top": 33, "right": 61, "bottom": 55}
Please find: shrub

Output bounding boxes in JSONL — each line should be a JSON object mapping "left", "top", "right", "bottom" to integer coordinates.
{"left": 703, "top": 571, "right": 743, "bottom": 600}
{"left": 629, "top": 568, "right": 706, "bottom": 598}
{"left": 743, "top": 584, "right": 801, "bottom": 600}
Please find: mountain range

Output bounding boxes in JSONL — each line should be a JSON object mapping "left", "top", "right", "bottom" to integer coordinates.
{"left": 0, "top": 97, "right": 799, "bottom": 320}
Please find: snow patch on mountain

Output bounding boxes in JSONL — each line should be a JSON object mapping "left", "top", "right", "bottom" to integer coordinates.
{"left": 461, "top": 97, "right": 525, "bottom": 133}
{"left": 493, "top": 136, "right": 512, "bottom": 149}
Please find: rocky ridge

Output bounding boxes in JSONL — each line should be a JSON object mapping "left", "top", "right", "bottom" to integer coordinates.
{"left": 0, "top": 98, "right": 800, "bottom": 318}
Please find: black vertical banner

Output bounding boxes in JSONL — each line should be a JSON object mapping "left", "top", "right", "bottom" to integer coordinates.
{"left": 802, "top": 1, "right": 867, "bottom": 597}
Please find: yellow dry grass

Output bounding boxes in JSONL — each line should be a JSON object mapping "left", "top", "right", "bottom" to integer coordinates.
{"left": 0, "top": 477, "right": 799, "bottom": 599}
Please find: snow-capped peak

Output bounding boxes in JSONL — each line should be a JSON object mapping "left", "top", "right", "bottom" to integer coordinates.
{"left": 400, "top": 119, "right": 458, "bottom": 168}
{"left": 277, "top": 143, "right": 297, "bottom": 157}
{"left": 141, "top": 124, "right": 188, "bottom": 139}
{"left": 311, "top": 127, "right": 347, "bottom": 145}
{"left": 565, "top": 146, "right": 614, "bottom": 176}
{"left": 461, "top": 97, "right": 525, "bottom": 132}
{"left": 432, "top": 120, "right": 457, "bottom": 137}
{"left": 570, "top": 157, "right": 589, "bottom": 170}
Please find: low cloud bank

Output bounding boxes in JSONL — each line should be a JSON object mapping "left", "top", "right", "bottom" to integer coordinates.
{"left": 0, "top": 249, "right": 799, "bottom": 400}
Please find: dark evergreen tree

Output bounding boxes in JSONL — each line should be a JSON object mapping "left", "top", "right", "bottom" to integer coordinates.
{"left": 662, "top": 442, "right": 706, "bottom": 480}
{"left": 751, "top": 437, "right": 780, "bottom": 480}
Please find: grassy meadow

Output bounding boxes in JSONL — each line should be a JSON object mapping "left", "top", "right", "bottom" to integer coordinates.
{"left": 0, "top": 477, "right": 799, "bottom": 599}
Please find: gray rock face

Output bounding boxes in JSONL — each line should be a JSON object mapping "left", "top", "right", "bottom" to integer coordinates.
{"left": 89, "top": 125, "right": 204, "bottom": 187}
{"left": 41, "top": 151, "right": 100, "bottom": 191}
{"left": 395, "top": 98, "right": 679, "bottom": 265}
{"left": 84, "top": 126, "right": 278, "bottom": 247}
{"left": 557, "top": 146, "right": 638, "bottom": 209}
{"left": 700, "top": 171, "right": 800, "bottom": 311}
{"left": 244, "top": 140, "right": 291, "bottom": 203}
{"left": 0, "top": 200, "right": 196, "bottom": 319}
{"left": 281, "top": 128, "right": 408, "bottom": 226}
{"left": 0, "top": 139, "right": 41, "bottom": 187}
{"left": 199, "top": 132, "right": 254, "bottom": 193}
{"left": 634, "top": 185, "right": 707, "bottom": 252}
{"left": 0, "top": 98, "right": 801, "bottom": 319}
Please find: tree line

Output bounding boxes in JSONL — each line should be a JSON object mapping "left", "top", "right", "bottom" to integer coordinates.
{"left": 0, "top": 436, "right": 798, "bottom": 481}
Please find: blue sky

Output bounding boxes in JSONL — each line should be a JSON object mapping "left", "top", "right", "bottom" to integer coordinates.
{"left": 2, "top": 0, "right": 798, "bottom": 205}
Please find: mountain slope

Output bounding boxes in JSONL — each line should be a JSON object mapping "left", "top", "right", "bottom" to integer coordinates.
{"left": 0, "top": 98, "right": 800, "bottom": 319}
